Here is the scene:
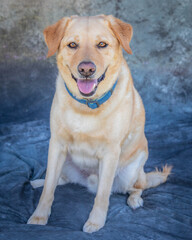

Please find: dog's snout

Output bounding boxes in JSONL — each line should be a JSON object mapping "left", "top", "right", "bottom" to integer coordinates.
{"left": 78, "top": 61, "right": 96, "bottom": 77}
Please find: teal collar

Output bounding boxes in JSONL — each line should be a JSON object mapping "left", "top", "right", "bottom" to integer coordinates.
{"left": 64, "top": 80, "right": 118, "bottom": 109}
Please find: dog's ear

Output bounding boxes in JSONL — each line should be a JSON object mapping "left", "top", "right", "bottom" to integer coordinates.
{"left": 106, "top": 15, "right": 133, "bottom": 54}
{"left": 43, "top": 17, "right": 70, "bottom": 58}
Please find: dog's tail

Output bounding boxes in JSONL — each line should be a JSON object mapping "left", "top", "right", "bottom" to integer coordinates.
{"left": 134, "top": 165, "right": 172, "bottom": 190}
{"left": 144, "top": 165, "right": 172, "bottom": 189}
{"left": 30, "top": 176, "right": 68, "bottom": 189}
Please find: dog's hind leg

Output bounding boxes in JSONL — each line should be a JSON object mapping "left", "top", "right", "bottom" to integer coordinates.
{"left": 127, "top": 188, "right": 143, "bottom": 209}
{"left": 126, "top": 167, "right": 146, "bottom": 209}
{"left": 114, "top": 151, "right": 147, "bottom": 209}
{"left": 128, "top": 165, "right": 172, "bottom": 209}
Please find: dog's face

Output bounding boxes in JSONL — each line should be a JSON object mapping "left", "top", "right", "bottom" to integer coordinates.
{"left": 44, "top": 15, "right": 133, "bottom": 98}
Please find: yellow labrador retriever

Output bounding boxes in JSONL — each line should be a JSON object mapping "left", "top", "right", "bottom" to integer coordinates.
{"left": 27, "top": 15, "right": 172, "bottom": 233}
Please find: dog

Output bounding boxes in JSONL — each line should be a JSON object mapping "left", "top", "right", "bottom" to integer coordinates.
{"left": 27, "top": 15, "right": 172, "bottom": 233}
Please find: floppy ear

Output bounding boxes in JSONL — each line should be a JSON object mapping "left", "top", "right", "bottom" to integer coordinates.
{"left": 43, "top": 17, "right": 70, "bottom": 58}
{"left": 106, "top": 15, "right": 133, "bottom": 54}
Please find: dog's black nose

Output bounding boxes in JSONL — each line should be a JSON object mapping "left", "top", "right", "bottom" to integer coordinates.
{"left": 78, "top": 61, "right": 96, "bottom": 77}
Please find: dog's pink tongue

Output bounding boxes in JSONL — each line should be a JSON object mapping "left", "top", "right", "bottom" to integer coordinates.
{"left": 77, "top": 79, "right": 97, "bottom": 94}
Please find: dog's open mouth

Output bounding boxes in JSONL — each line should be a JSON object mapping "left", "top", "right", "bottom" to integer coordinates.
{"left": 72, "top": 72, "right": 106, "bottom": 97}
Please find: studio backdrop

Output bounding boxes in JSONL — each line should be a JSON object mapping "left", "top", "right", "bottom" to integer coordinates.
{"left": 0, "top": 1, "right": 191, "bottom": 239}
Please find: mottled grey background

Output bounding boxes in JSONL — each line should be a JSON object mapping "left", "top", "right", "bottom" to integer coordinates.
{"left": 0, "top": 0, "right": 192, "bottom": 123}
{"left": 0, "top": 1, "right": 192, "bottom": 239}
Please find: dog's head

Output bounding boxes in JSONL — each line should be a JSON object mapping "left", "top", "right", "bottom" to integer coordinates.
{"left": 44, "top": 15, "right": 133, "bottom": 98}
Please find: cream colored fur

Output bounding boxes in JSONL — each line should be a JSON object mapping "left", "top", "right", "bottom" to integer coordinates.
{"left": 27, "top": 15, "right": 172, "bottom": 233}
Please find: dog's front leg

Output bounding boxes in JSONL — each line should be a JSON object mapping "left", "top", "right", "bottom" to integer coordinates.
{"left": 27, "top": 137, "right": 66, "bottom": 225}
{"left": 83, "top": 146, "right": 120, "bottom": 233}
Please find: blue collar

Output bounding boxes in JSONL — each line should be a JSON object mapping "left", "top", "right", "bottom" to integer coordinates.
{"left": 64, "top": 80, "right": 118, "bottom": 109}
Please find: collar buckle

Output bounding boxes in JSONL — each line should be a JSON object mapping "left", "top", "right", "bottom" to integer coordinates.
{"left": 86, "top": 99, "right": 100, "bottom": 109}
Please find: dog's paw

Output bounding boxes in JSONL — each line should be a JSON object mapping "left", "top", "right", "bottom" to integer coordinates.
{"left": 83, "top": 220, "right": 104, "bottom": 233}
{"left": 83, "top": 207, "right": 106, "bottom": 233}
{"left": 127, "top": 195, "right": 143, "bottom": 210}
{"left": 27, "top": 208, "right": 50, "bottom": 225}
{"left": 27, "top": 215, "right": 48, "bottom": 225}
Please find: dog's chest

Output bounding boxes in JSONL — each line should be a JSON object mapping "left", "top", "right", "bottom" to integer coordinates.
{"left": 60, "top": 108, "right": 119, "bottom": 169}
{"left": 62, "top": 109, "right": 106, "bottom": 170}
{"left": 64, "top": 109, "right": 100, "bottom": 134}
{"left": 68, "top": 140, "right": 99, "bottom": 170}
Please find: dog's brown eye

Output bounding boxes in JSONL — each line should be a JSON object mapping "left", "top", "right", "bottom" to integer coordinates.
{"left": 97, "top": 42, "right": 108, "bottom": 48}
{"left": 68, "top": 42, "right": 78, "bottom": 49}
